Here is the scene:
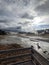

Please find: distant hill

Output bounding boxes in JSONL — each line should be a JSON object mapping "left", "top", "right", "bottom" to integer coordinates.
{"left": 0, "top": 30, "right": 8, "bottom": 35}
{"left": 36, "top": 29, "right": 49, "bottom": 35}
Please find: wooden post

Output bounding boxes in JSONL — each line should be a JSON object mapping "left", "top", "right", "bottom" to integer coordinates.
{"left": 31, "top": 46, "right": 34, "bottom": 54}
{"left": 31, "top": 46, "right": 34, "bottom": 62}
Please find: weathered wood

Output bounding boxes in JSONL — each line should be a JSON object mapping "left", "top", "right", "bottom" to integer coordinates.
{"left": 0, "top": 47, "right": 31, "bottom": 54}
{"left": 0, "top": 46, "right": 49, "bottom": 65}
{"left": 0, "top": 53, "right": 31, "bottom": 62}
{"left": 8, "top": 59, "right": 32, "bottom": 65}
{"left": 31, "top": 46, "right": 49, "bottom": 65}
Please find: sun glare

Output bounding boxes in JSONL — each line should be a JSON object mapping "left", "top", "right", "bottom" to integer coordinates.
{"left": 33, "top": 17, "right": 42, "bottom": 25}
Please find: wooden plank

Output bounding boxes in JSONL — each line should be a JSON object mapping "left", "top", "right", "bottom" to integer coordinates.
{"left": 0, "top": 53, "right": 31, "bottom": 62}
{"left": 7, "top": 59, "right": 33, "bottom": 65}
{"left": 0, "top": 47, "right": 31, "bottom": 54}
{"left": 31, "top": 47, "right": 49, "bottom": 65}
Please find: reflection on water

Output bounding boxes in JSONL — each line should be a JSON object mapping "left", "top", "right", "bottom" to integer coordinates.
{"left": 0, "top": 35, "right": 49, "bottom": 60}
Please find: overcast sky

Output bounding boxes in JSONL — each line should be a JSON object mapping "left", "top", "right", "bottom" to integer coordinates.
{"left": 0, "top": 0, "right": 49, "bottom": 32}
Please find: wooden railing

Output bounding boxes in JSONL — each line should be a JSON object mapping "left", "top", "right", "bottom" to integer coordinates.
{"left": 0, "top": 46, "right": 49, "bottom": 65}
{"left": 31, "top": 46, "right": 49, "bottom": 65}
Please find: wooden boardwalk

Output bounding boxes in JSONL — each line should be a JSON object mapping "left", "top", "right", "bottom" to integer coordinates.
{"left": 17, "top": 61, "right": 34, "bottom": 65}
{"left": 8, "top": 61, "right": 34, "bottom": 65}
{"left": 0, "top": 46, "right": 49, "bottom": 65}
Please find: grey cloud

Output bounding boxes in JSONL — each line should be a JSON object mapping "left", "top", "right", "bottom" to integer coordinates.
{"left": 0, "top": 9, "right": 13, "bottom": 17}
{"left": 0, "top": 0, "right": 49, "bottom": 30}
{"left": 18, "top": 21, "right": 30, "bottom": 25}
{"left": 35, "top": 0, "right": 49, "bottom": 15}
{"left": 0, "top": 20, "right": 8, "bottom": 23}
{"left": 0, "top": 0, "right": 43, "bottom": 19}
{"left": 22, "top": 0, "right": 30, "bottom": 6}
{"left": 3, "top": 0, "right": 43, "bottom": 9}
{"left": 3, "top": 0, "right": 30, "bottom": 6}
{"left": 20, "top": 13, "right": 34, "bottom": 19}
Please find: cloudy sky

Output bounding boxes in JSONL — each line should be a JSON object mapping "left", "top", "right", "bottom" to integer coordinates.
{"left": 0, "top": 0, "right": 49, "bottom": 32}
